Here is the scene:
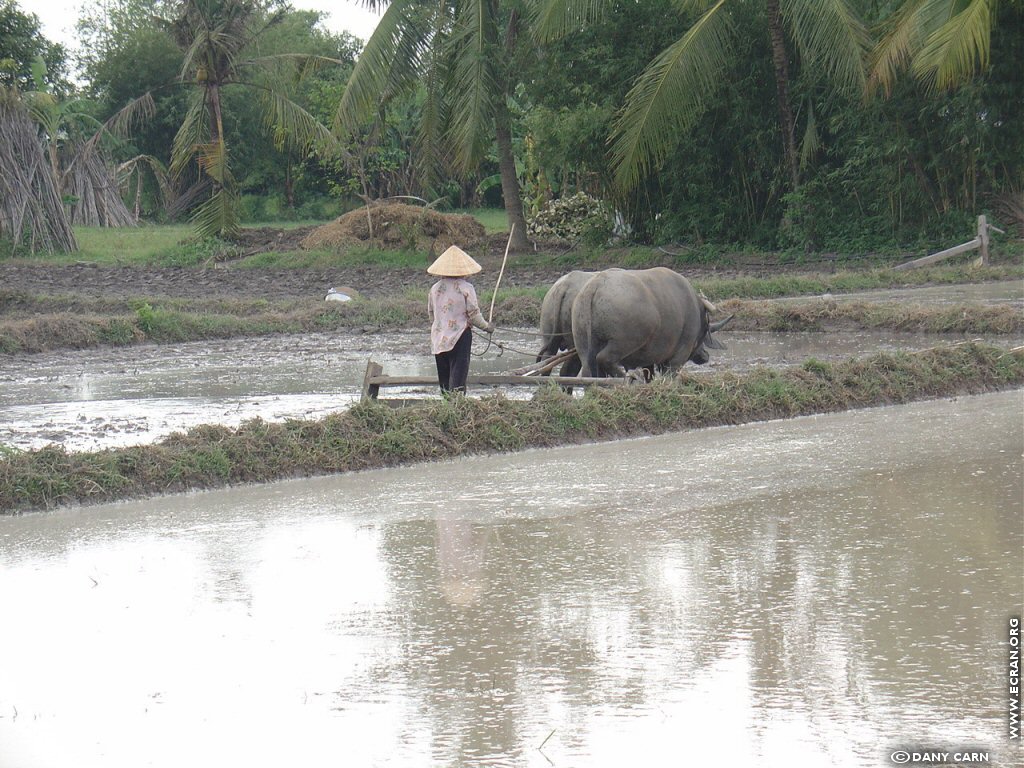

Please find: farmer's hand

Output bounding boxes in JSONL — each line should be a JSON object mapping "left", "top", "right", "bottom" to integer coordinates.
{"left": 485, "top": 322, "right": 496, "bottom": 334}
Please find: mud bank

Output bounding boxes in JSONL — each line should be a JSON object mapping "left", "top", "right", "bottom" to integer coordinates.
{"left": 1, "top": 343, "right": 1020, "bottom": 513}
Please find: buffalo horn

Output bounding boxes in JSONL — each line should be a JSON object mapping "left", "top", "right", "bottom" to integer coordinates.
{"left": 709, "top": 314, "right": 734, "bottom": 333}
{"left": 700, "top": 297, "right": 718, "bottom": 313}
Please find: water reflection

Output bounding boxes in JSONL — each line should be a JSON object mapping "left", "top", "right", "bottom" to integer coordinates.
{"left": 0, "top": 392, "right": 1020, "bottom": 767}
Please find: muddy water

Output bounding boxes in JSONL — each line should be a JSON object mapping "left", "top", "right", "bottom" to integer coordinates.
{"left": 814, "top": 280, "right": 1023, "bottom": 307}
{"left": 3, "top": 324, "right": 1021, "bottom": 452}
{"left": 0, "top": 331, "right": 509, "bottom": 450}
{"left": 0, "top": 391, "right": 1021, "bottom": 768}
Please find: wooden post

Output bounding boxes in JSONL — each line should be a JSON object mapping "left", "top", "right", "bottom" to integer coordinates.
{"left": 977, "top": 214, "right": 989, "bottom": 266}
{"left": 360, "top": 360, "right": 384, "bottom": 401}
{"left": 893, "top": 237, "right": 980, "bottom": 271}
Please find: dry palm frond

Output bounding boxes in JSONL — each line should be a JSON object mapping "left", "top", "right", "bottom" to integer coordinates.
{"left": 60, "top": 142, "right": 137, "bottom": 227}
{"left": 0, "top": 87, "right": 77, "bottom": 254}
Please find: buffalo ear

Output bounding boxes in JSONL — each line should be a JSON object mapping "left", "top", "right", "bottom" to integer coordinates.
{"left": 705, "top": 334, "right": 727, "bottom": 350}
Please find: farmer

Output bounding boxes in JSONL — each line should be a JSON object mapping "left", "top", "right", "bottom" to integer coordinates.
{"left": 427, "top": 245, "right": 495, "bottom": 394}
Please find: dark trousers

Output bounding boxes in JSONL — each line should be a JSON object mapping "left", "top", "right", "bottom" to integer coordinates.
{"left": 435, "top": 328, "right": 473, "bottom": 393}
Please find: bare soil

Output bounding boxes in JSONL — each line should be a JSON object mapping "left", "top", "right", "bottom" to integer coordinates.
{"left": 0, "top": 231, "right": 788, "bottom": 302}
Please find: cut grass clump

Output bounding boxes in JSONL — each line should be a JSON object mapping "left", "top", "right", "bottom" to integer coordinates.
{"left": 2, "top": 343, "right": 1020, "bottom": 513}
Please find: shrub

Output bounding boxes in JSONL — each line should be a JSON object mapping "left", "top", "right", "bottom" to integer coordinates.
{"left": 527, "top": 192, "right": 614, "bottom": 243}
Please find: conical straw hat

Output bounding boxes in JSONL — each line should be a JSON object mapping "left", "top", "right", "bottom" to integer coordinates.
{"left": 427, "top": 245, "right": 482, "bottom": 277}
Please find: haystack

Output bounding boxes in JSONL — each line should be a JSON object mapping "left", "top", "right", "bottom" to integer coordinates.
{"left": 302, "top": 203, "right": 486, "bottom": 254}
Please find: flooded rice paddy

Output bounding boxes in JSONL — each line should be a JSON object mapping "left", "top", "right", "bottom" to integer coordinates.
{"left": 1, "top": 280, "right": 1020, "bottom": 452}
{"left": 0, "top": 391, "right": 1021, "bottom": 767}
{"left": 0, "top": 326, "right": 1020, "bottom": 452}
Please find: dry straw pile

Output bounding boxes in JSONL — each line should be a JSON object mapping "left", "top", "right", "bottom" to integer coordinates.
{"left": 302, "top": 202, "right": 486, "bottom": 254}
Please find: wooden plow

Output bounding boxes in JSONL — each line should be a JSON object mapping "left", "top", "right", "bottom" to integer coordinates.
{"left": 360, "top": 349, "right": 625, "bottom": 403}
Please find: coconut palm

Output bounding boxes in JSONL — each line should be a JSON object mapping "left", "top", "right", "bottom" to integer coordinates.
{"left": 162, "top": 0, "right": 339, "bottom": 237}
{"left": 610, "top": 0, "right": 870, "bottom": 193}
{"left": 335, "top": 0, "right": 603, "bottom": 252}
{"left": 869, "top": 0, "right": 998, "bottom": 96}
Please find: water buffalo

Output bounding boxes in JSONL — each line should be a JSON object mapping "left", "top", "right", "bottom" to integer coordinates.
{"left": 571, "top": 267, "right": 731, "bottom": 377}
{"left": 535, "top": 270, "right": 595, "bottom": 378}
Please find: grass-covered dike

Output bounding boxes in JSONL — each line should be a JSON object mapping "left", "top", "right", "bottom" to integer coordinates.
{"left": 1, "top": 343, "right": 1020, "bottom": 513}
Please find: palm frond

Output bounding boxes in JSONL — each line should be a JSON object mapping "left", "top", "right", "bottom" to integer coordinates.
{"left": 258, "top": 88, "right": 337, "bottom": 155}
{"left": 335, "top": 0, "right": 429, "bottom": 135}
{"left": 676, "top": 0, "right": 721, "bottom": 10}
{"left": 76, "top": 92, "right": 157, "bottom": 163}
{"left": 914, "top": 0, "right": 995, "bottom": 91}
{"left": 784, "top": 0, "right": 869, "bottom": 93}
{"left": 170, "top": 96, "right": 210, "bottom": 178}
{"left": 868, "top": 0, "right": 947, "bottom": 97}
{"left": 237, "top": 5, "right": 287, "bottom": 51}
{"left": 529, "top": 0, "right": 610, "bottom": 44}
{"left": 799, "top": 103, "right": 820, "bottom": 170}
{"left": 103, "top": 92, "right": 157, "bottom": 140}
{"left": 417, "top": 8, "right": 453, "bottom": 186}
{"left": 241, "top": 53, "right": 347, "bottom": 84}
{"left": 194, "top": 134, "right": 234, "bottom": 187}
{"left": 191, "top": 185, "right": 239, "bottom": 238}
{"left": 447, "top": 0, "right": 500, "bottom": 170}
{"left": 23, "top": 90, "right": 59, "bottom": 130}
{"left": 118, "top": 154, "right": 173, "bottom": 206}
{"left": 179, "top": 28, "right": 210, "bottom": 81}
{"left": 610, "top": 0, "right": 735, "bottom": 191}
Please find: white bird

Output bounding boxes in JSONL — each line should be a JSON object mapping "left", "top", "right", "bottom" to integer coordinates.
{"left": 325, "top": 287, "right": 352, "bottom": 303}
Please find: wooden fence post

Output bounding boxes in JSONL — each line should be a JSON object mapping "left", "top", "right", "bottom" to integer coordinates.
{"left": 361, "top": 360, "right": 384, "bottom": 402}
{"left": 978, "top": 214, "right": 989, "bottom": 266}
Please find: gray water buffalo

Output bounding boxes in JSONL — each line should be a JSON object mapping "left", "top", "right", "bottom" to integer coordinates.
{"left": 571, "top": 267, "right": 732, "bottom": 377}
{"left": 536, "top": 270, "right": 595, "bottom": 378}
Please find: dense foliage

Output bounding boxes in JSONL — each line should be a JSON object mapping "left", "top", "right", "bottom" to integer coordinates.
{"left": 1, "top": 0, "right": 1020, "bottom": 250}
{"left": 0, "top": 0, "right": 70, "bottom": 93}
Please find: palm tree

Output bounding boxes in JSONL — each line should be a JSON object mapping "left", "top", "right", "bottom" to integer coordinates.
{"left": 162, "top": 0, "right": 338, "bottom": 237}
{"left": 610, "top": 0, "right": 870, "bottom": 193}
{"left": 869, "top": 0, "right": 998, "bottom": 96}
{"left": 335, "top": 0, "right": 602, "bottom": 252}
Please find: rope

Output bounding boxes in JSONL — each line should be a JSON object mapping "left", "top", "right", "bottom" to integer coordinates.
{"left": 503, "top": 327, "right": 561, "bottom": 339}
{"left": 470, "top": 329, "right": 544, "bottom": 357}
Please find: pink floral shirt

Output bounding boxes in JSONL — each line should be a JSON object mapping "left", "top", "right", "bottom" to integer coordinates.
{"left": 428, "top": 278, "right": 484, "bottom": 354}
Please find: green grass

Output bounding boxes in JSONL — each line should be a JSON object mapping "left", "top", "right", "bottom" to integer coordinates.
{"left": 2, "top": 343, "right": 1020, "bottom": 512}
{"left": 69, "top": 225, "right": 197, "bottom": 265}
{"left": 460, "top": 207, "right": 508, "bottom": 234}
{"left": 232, "top": 249, "right": 345, "bottom": 269}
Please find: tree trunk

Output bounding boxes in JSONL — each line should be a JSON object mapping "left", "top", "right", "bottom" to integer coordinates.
{"left": 285, "top": 155, "right": 295, "bottom": 209}
{"left": 766, "top": 0, "right": 799, "bottom": 191}
{"left": 207, "top": 82, "right": 225, "bottom": 193}
{"left": 494, "top": 107, "right": 530, "bottom": 252}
